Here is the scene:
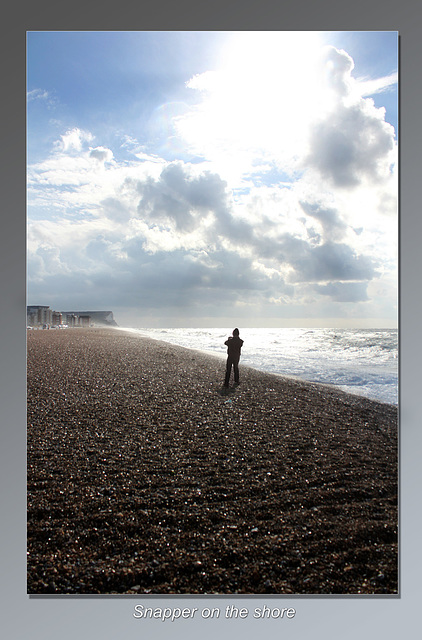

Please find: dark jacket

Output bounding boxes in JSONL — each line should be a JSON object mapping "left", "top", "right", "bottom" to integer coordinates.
{"left": 225, "top": 336, "right": 244, "bottom": 359}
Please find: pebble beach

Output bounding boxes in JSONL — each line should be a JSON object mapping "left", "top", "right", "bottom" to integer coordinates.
{"left": 27, "top": 327, "right": 398, "bottom": 594}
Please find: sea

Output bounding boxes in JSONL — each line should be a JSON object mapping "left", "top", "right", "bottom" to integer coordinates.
{"left": 118, "top": 327, "right": 398, "bottom": 406}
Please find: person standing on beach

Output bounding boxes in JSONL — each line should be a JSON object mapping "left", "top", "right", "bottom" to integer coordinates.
{"left": 224, "top": 328, "right": 244, "bottom": 388}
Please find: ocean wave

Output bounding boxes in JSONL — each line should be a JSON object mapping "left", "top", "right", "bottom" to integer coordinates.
{"left": 124, "top": 326, "right": 398, "bottom": 405}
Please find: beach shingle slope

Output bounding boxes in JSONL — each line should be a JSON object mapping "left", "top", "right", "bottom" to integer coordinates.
{"left": 27, "top": 328, "right": 398, "bottom": 594}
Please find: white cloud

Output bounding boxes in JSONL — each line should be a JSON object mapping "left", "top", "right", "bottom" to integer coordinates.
{"left": 304, "top": 49, "right": 397, "bottom": 190}
{"left": 27, "top": 147, "right": 389, "bottom": 317}
{"left": 27, "top": 88, "right": 59, "bottom": 110}
{"left": 357, "top": 72, "right": 398, "bottom": 97}
{"left": 174, "top": 40, "right": 398, "bottom": 216}
{"left": 27, "top": 88, "right": 50, "bottom": 102}
{"left": 57, "top": 128, "right": 94, "bottom": 153}
{"left": 27, "top": 36, "right": 397, "bottom": 325}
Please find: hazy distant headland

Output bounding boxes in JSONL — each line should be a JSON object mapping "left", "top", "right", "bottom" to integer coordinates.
{"left": 61, "top": 310, "right": 118, "bottom": 326}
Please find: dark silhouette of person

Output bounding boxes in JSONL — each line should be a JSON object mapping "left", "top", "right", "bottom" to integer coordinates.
{"left": 224, "top": 328, "right": 244, "bottom": 387}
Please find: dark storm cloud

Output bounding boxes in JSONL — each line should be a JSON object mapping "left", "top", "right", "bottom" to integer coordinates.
{"left": 29, "top": 236, "right": 281, "bottom": 314}
{"left": 311, "top": 281, "right": 369, "bottom": 303}
{"left": 27, "top": 271, "right": 111, "bottom": 309}
{"left": 212, "top": 207, "right": 257, "bottom": 247}
{"left": 300, "top": 201, "right": 348, "bottom": 241}
{"left": 125, "top": 163, "right": 379, "bottom": 306}
{"left": 124, "top": 240, "right": 278, "bottom": 301}
{"left": 129, "top": 162, "right": 259, "bottom": 252}
{"left": 89, "top": 147, "right": 113, "bottom": 162}
{"left": 285, "top": 239, "right": 376, "bottom": 284}
{"left": 28, "top": 156, "right": 381, "bottom": 317}
{"left": 101, "top": 162, "right": 378, "bottom": 296}
{"left": 306, "top": 103, "right": 395, "bottom": 187}
{"left": 136, "top": 163, "right": 230, "bottom": 232}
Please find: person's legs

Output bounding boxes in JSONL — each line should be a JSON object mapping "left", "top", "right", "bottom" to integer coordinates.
{"left": 224, "top": 358, "right": 232, "bottom": 386}
{"left": 233, "top": 357, "right": 240, "bottom": 384}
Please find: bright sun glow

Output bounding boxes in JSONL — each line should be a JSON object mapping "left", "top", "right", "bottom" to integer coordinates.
{"left": 176, "top": 32, "right": 326, "bottom": 182}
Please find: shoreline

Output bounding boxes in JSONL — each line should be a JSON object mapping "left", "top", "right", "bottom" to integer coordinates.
{"left": 111, "top": 325, "right": 398, "bottom": 407}
{"left": 27, "top": 327, "right": 398, "bottom": 594}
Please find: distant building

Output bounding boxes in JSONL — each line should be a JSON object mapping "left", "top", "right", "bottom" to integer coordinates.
{"left": 27, "top": 305, "right": 52, "bottom": 327}
{"left": 27, "top": 306, "right": 118, "bottom": 328}
{"left": 60, "top": 311, "right": 118, "bottom": 326}
{"left": 52, "top": 311, "right": 63, "bottom": 326}
{"left": 65, "top": 314, "right": 78, "bottom": 327}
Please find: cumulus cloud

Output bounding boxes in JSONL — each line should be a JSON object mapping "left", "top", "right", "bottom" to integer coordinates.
{"left": 27, "top": 38, "right": 397, "bottom": 324}
{"left": 28, "top": 147, "right": 382, "bottom": 319}
{"left": 306, "top": 103, "right": 395, "bottom": 187}
{"left": 304, "top": 47, "right": 396, "bottom": 188}
{"left": 174, "top": 39, "right": 398, "bottom": 252}
{"left": 57, "top": 128, "right": 94, "bottom": 153}
{"left": 288, "top": 240, "right": 376, "bottom": 284}
{"left": 321, "top": 46, "right": 356, "bottom": 98}
{"left": 299, "top": 201, "right": 348, "bottom": 241}
{"left": 89, "top": 146, "right": 114, "bottom": 163}
{"left": 135, "top": 163, "right": 228, "bottom": 233}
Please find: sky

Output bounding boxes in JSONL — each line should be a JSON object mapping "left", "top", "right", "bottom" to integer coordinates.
{"left": 27, "top": 31, "right": 398, "bottom": 328}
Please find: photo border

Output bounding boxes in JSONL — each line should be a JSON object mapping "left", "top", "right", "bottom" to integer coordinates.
{"left": 2, "top": 1, "right": 420, "bottom": 638}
